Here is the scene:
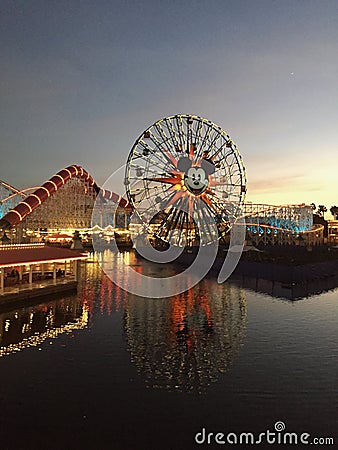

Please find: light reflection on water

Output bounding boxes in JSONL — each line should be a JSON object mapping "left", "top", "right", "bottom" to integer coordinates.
{"left": 0, "top": 297, "right": 89, "bottom": 358}
{"left": 0, "top": 250, "right": 247, "bottom": 393}
{"left": 0, "top": 250, "right": 337, "bottom": 448}
{"left": 1, "top": 249, "right": 337, "bottom": 389}
{"left": 124, "top": 282, "right": 246, "bottom": 392}
{"left": 87, "top": 250, "right": 248, "bottom": 392}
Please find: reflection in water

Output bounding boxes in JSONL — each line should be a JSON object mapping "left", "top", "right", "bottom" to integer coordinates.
{"left": 1, "top": 248, "right": 336, "bottom": 397}
{"left": 0, "top": 254, "right": 123, "bottom": 359}
{"left": 0, "top": 296, "right": 89, "bottom": 357}
{"left": 0, "top": 253, "right": 337, "bottom": 448}
{"left": 87, "top": 251, "right": 248, "bottom": 392}
{"left": 0, "top": 250, "right": 247, "bottom": 394}
{"left": 232, "top": 274, "right": 338, "bottom": 301}
{"left": 124, "top": 280, "right": 247, "bottom": 392}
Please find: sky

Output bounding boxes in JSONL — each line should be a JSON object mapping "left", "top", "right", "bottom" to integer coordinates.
{"left": 1, "top": 0, "right": 337, "bottom": 214}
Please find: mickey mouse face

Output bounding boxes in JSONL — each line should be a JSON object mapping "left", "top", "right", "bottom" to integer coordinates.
{"left": 185, "top": 167, "right": 208, "bottom": 194}
{"left": 177, "top": 157, "right": 215, "bottom": 195}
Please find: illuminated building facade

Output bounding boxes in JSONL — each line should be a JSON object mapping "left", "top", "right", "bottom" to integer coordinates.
{"left": 0, "top": 243, "right": 87, "bottom": 298}
{"left": 328, "top": 220, "right": 338, "bottom": 244}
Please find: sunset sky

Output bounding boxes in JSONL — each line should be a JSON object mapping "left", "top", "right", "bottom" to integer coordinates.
{"left": 1, "top": 0, "right": 337, "bottom": 213}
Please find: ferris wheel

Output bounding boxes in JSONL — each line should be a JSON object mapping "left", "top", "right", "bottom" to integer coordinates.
{"left": 125, "top": 114, "right": 247, "bottom": 246}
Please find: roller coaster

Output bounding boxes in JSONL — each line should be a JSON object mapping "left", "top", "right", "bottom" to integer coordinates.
{"left": 0, "top": 114, "right": 324, "bottom": 246}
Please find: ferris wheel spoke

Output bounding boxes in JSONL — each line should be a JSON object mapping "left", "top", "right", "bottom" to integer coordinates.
{"left": 163, "top": 117, "right": 181, "bottom": 154}
{"left": 145, "top": 160, "right": 176, "bottom": 175}
{"left": 156, "top": 205, "right": 181, "bottom": 241}
{"left": 174, "top": 208, "right": 190, "bottom": 244}
{"left": 146, "top": 133, "right": 178, "bottom": 169}
{"left": 131, "top": 153, "right": 172, "bottom": 174}
{"left": 129, "top": 164, "right": 174, "bottom": 179}
{"left": 169, "top": 207, "right": 184, "bottom": 238}
{"left": 140, "top": 147, "right": 176, "bottom": 173}
{"left": 209, "top": 144, "right": 231, "bottom": 163}
{"left": 198, "top": 121, "right": 213, "bottom": 156}
{"left": 205, "top": 190, "right": 234, "bottom": 208}
{"left": 163, "top": 190, "right": 185, "bottom": 210}
{"left": 131, "top": 142, "right": 156, "bottom": 158}
{"left": 174, "top": 116, "right": 188, "bottom": 155}
{"left": 143, "top": 176, "right": 182, "bottom": 186}
{"left": 132, "top": 142, "right": 155, "bottom": 154}
{"left": 153, "top": 123, "right": 176, "bottom": 155}
{"left": 201, "top": 193, "right": 236, "bottom": 222}
{"left": 138, "top": 139, "right": 177, "bottom": 172}
{"left": 186, "top": 118, "right": 194, "bottom": 155}
{"left": 130, "top": 186, "right": 170, "bottom": 204}
{"left": 176, "top": 212, "right": 187, "bottom": 246}
{"left": 152, "top": 126, "right": 172, "bottom": 155}
{"left": 196, "top": 202, "right": 215, "bottom": 241}
{"left": 190, "top": 119, "right": 203, "bottom": 159}
{"left": 202, "top": 130, "right": 223, "bottom": 159}
{"left": 146, "top": 179, "right": 174, "bottom": 194}
{"left": 200, "top": 194, "right": 219, "bottom": 216}
{"left": 146, "top": 189, "right": 174, "bottom": 207}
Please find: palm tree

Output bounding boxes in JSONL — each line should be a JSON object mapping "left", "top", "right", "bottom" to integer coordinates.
{"left": 316, "top": 205, "right": 327, "bottom": 216}
{"left": 330, "top": 205, "right": 338, "bottom": 220}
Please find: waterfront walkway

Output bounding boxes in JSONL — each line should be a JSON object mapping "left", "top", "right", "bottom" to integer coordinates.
{"left": 0, "top": 276, "right": 76, "bottom": 296}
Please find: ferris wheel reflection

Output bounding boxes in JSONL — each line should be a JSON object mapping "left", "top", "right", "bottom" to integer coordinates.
{"left": 123, "top": 279, "right": 247, "bottom": 393}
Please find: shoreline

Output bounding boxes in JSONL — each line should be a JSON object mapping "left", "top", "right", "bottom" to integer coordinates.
{"left": 0, "top": 281, "right": 78, "bottom": 310}
{"left": 133, "top": 244, "right": 338, "bottom": 286}
{"left": 177, "top": 247, "right": 338, "bottom": 284}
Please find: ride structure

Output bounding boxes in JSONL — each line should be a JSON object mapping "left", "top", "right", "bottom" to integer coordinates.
{"left": 125, "top": 114, "right": 247, "bottom": 246}
{"left": 243, "top": 203, "right": 323, "bottom": 246}
{"left": 0, "top": 181, "right": 33, "bottom": 219}
{"left": 0, "top": 114, "right": 324, "bottom": 246}
{"left": 0, "top": 165, "right": 130, "bottom": 243}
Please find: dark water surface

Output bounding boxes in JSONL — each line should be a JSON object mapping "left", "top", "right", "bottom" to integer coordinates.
{"left": 0, "top": 251, "right": 337, "bottom": 449}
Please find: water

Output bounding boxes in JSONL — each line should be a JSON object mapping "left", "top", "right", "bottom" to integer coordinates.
{"left": 0, "top": 251, "right": 337, "bottom": 449}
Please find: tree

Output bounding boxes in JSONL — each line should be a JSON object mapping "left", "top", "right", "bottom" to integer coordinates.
{"left": 310, "top": 203, "right": 316, "bottom": 210}
{"left": 330, "top": 205, "right": 338, "bottom": 220}
{"left": 316, "top": 205, "right": 327, "bottom": 216}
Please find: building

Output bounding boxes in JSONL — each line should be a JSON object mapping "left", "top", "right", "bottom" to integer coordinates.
{"left": 328, "top": 220, "right": 338, "bottom": 244}
{"left": 0, "top": 243, "right": 87, "bottom": 303}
